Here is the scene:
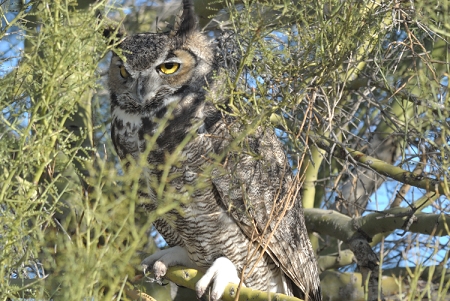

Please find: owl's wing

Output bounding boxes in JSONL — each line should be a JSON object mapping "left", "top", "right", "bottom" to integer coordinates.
{"left": 210, "top": 128, "right": 321, "bottom": 301}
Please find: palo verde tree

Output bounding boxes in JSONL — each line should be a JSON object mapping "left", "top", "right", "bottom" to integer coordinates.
{"left": 0, "top": 0, "right": 449, "bottom": 300}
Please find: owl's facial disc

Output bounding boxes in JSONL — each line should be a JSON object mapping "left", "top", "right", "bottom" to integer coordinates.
{"left": 122, "top": 49, "right": 196, "bottom": 107}
{"left": 109, "top": 30, "right": 214, "bottom": 114}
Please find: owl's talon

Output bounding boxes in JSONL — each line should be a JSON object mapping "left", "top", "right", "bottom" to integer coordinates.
{"left": 195, "top": 257, "right": 241, "bottom": 301}
{"left": 153, "top": 260, "right": 167, "bottom": 279}
{"left": 141, "top": 246, "right": 195, "bottom": 283}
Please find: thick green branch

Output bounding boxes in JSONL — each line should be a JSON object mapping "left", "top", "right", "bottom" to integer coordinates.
{"left": 163, "top": 266, "right": 303, "bottom": 301}
{"left": 305, "top": 205, "right": 449, "bottom": 239}
{"left": 318, "top": 249, "right": 355, "bottom": 271}
{"left": 312, "top": 137, "right": 450, "bottom": 196}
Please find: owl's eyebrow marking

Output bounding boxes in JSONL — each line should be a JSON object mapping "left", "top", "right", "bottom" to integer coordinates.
{"left": 163, "top": 57, "right": 182, "bottom": 63}
{"left": 174, "top": 49, "right": 199, "bottom": 67}
{"left": 165, "top": 52, "right": 180, "bottom": 62}
{"left": 114, "top": 59, "right": 125, "bottom": 66}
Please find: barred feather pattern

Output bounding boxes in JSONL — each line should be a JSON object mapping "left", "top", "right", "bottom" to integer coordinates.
{"left": 108, "top": 1, "right": 321, "bottom": 300}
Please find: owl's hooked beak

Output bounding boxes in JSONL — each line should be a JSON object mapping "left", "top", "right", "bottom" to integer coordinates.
{"left": 135, "top": 72, "right": 162, "bottom": 105}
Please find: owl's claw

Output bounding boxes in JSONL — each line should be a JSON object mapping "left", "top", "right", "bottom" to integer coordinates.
{"left": 142, "top": 246, "right": 193, "bottom": 281}
{"left": 142, "top": 249, "right": 242, "bottom": 300}
{"left": 195, "top": 257, "right": 243, "bottom": 301}
{"left": 153, "top": 260, "right": 168, "bottom": 280}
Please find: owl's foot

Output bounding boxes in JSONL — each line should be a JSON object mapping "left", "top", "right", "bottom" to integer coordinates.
{"left": 141, "top": 246, "right": 194, "bottom": 281}
{"left": 195, "top": 257, "right": 243, "bottom": 301}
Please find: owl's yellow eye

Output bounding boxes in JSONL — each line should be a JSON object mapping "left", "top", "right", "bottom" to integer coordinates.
{"left": 119, "top": 66, "right": 130, "bottom": 79}
{"left": 159, "top": 62, "right": 180, "bottom": 74}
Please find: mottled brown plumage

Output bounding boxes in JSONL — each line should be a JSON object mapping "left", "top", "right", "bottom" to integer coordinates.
{"left": 107, "top": 1, "right": 321, "bottom": 300}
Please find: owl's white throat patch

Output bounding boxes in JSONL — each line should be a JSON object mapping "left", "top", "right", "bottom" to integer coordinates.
{"left": 112, "top": 107, "right": 146, "bottom": 145}
{"left": 112, "top": 107, "right": 142, "bottom": 131}
{"left": 163, "top": 95, "right": 181, "bottom": 108}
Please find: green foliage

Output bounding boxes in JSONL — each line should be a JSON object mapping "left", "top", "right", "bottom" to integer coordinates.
{"left": 0, "top": 1, "right": 151, "bottom": 299}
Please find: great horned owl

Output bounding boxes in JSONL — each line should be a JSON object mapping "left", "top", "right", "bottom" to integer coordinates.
{"left": 107, "top": 1, "right": 321, "bottom": 300}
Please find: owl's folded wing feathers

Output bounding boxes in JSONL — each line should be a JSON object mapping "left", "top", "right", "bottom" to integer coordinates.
{"left": 210, "top": 128, "right": 322, "bottom": 301}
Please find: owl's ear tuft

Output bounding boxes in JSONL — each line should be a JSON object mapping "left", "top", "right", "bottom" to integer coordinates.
{"left": 173, "top": 0, "right": 198, "bottom": 47}
{"left": 97, "top": 10, "right": 127, "bottom": 45}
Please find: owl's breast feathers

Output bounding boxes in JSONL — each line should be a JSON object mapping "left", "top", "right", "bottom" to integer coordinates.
{"left": 111, "top": 83, "right": 321, "bottom": 299}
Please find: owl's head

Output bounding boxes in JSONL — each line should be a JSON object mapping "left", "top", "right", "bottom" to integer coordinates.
{"left": 108, "top": 0, "right": 216, "bottom": 116}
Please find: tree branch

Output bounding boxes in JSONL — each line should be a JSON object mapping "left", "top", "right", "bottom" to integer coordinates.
{"left": 158, "top": 266, "right": 302, "bottom": 301}
{"left": 312, "top": 136, "right": 450, "bottom": 196}
{"left": 317, "top": 249, "right": 355, "bottom": 271}
{"left": 305, "top": 206, "right": 448, "bottom": 240}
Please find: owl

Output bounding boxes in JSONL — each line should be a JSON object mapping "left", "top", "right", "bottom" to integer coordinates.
{"left": 107, "top": 1, "right": 322, "bottom": 300}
